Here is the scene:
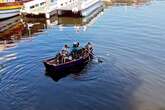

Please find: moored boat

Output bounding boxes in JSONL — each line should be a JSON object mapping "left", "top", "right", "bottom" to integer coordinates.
{"left": 57, "top": 0, "right": 103, "bottom": 17}
{"left": 43, "top": 43, "right": 93, "bottom": 73}
{"left": 0, "top": 1, "right": 23, "bottom": 20}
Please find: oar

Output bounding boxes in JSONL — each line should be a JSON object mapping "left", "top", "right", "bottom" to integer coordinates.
{"left": 88, "top": 51, "right": 104, "bottom": 63}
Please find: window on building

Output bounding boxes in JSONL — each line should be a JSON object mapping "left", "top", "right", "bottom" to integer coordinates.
{"left": 30, "top": 5, "right": 35, "bottom": 9}
{"left": 40, "top": 2, "right": 45, "bottom": 6}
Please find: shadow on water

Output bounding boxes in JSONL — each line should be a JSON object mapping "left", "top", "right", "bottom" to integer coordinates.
{"left": 43, "top": 52, "right": 142, "bottom": 109}
{"left": 92, "top": 59, "right": 142, "bottom": 110}
{"left": 45, "top": 64, "right": 87, "bottom": 82}
{"left": 44, "top": 57, "right": 142, "bottom": 110}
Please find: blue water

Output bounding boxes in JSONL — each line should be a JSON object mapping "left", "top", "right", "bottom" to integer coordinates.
{"left": 0, "top": 1, "right": 165, "bottom": 110}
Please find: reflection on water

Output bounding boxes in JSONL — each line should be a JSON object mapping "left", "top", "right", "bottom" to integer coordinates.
{"left": 0, "top": 6, "right": 104, "bottom": 51}
{"left": 57, "top": 7, "right": 103, "bottom": 26}
{"left": 0, "top": 16, "right": 45, "bottom": 51}
{"left": 1, "top": 1, "right": 165, "bottom": 110}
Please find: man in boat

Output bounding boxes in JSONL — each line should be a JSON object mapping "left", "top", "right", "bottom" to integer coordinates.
{"left": 84, "top": 42, "right": 93, "bottom": 58}
{"left": 60, "top": 44, "right": 71, "bottom": 63}
{"left": 86, "top": 42, "right": 93, "bottom": 51}
{"left": 71, "top": 42, "right": 82, "bottom": 59}
{"left": 71, "top": 42, "right": 79, "bottom": 51}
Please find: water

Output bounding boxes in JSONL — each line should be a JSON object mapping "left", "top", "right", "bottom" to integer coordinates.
{"left": 1, "top": 1, "right": 165, "bottom": 110}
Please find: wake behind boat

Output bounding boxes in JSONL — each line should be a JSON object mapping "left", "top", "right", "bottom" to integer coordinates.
{"left": 43, "top": 42, "right": 93, "bottom": 73}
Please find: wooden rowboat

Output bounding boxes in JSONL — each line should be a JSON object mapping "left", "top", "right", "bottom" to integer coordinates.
{"left": 43, "top": 44, "right": 93, "bottom": 74}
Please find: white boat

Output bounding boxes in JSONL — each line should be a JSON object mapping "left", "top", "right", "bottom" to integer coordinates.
{"left": 0, "top": 8, "right": 21, "bottom": 20}
{"left": 81, "top": 0, "right": 103, "bottom": 16}
{"left": 20, "top": 0, "right": 57, "bottom": 18}
{"left": 56, "top": 6, "right": 104, "bottom": 26}
{"left": 20, "top": 0, "right": 103, "bottom": 18}
{"left": 57, "top": 0, "right": 103, "bottom": 17}
{"left": 0, "top": 1, "right": 22, "bottom": 20}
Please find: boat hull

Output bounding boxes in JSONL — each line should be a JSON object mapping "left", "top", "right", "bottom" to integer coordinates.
{"left": 44, "top": 55, "right": 92, "bottom": 74}
{"left": 81, "top": 0, "right": 102, "bottom": 17}
{"left": 0, "top": 8, "right": 20, "bottom": 20}
{"left": 57, "top": 0, "right": 103, "bottom": 17}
